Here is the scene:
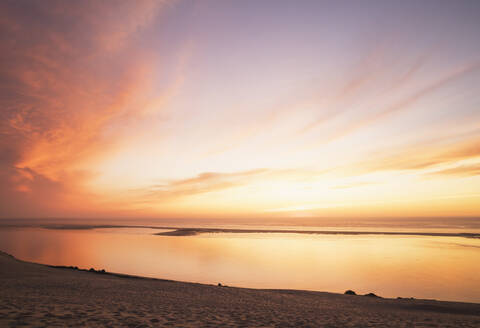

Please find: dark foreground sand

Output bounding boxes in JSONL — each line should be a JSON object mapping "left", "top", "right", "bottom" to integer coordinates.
{"left": 1, "top": 251, "right": 479, "bottom": 327}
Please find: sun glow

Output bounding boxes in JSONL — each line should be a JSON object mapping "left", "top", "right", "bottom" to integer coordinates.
{"left": 1, "top": 0, "right": 480, "bottom": 220}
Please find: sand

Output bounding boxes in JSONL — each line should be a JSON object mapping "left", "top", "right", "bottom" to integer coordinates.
{"left": 1, "top": 251, "right": 479, "bottom": 327}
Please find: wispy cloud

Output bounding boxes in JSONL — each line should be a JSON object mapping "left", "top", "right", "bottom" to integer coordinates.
{"left": 307, "top": 60, "right": 480, "bottom": 147}
{"left": 138, "top": 169, "right": 270, "bottom": 202}
{"left": 134, "top": 167, "right": 331, "bottom": 204}
{"left": 426, "top": 164, "right": 480, "bottom": 177}
{"left": 363, "top": 137, "right": 480, "bottom": 173}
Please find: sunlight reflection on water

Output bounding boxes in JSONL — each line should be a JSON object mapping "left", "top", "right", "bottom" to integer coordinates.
{"left": 0, "top": 226, "right": 479, "bottom": 302}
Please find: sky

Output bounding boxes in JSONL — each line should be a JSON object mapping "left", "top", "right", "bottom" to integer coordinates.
{"left": 1, "top": 0, "right": 480, "bottom": 221}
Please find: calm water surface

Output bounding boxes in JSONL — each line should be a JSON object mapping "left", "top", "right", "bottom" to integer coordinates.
{"left": 0, "top": 226, "right": 479, "bottom": 303}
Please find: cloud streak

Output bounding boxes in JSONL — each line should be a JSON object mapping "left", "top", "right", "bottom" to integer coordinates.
{"left": 307, "top": 60, "right": 480, "bottom": 148}
{"left": 356, "top": 136, "right": 480, "bottom": 174}
{"left": 139, "top": 169, "right": 273, "bottom": 202}
{"left": 427, "top": 164, "right": 480, "bottom": 177}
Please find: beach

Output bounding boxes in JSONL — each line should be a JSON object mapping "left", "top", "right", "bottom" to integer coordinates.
{"left": 1, "top": 251, "right": 479, "bottom": 327}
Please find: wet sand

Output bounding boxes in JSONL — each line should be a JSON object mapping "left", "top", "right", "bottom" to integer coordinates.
{"left": 1, "top": 251, "right": 479, "bottom": 327}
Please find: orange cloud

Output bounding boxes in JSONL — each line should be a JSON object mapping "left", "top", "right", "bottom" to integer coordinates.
{"left": 0, "top": 1, "right": 170, "bottom": 218}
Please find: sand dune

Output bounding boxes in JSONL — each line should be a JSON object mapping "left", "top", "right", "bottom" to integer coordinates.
{"left": 1, "top": 251, "right": 479, "bottom": 327}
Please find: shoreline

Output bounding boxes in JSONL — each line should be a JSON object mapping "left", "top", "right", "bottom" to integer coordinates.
{"left": 18, "top": 253, "right": 480, "bottom": 306}
{"left": 1, "top": 250, "right": 480, "bottom": 327}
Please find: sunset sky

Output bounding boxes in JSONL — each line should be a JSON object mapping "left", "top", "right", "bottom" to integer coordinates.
{"left": 1, "top": 0, "right": 480, "bottom": 220}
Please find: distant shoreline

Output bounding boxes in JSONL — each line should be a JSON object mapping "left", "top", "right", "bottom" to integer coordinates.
{"left": 153, "top": 227, "right": 480, "bottom": 238}
{"left": 0, "top": 223, "right": 479, "bottom": 238}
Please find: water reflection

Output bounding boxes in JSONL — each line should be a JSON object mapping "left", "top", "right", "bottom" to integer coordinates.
{"left": 0, "top": 227, "right": 479, "bottom": 302}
